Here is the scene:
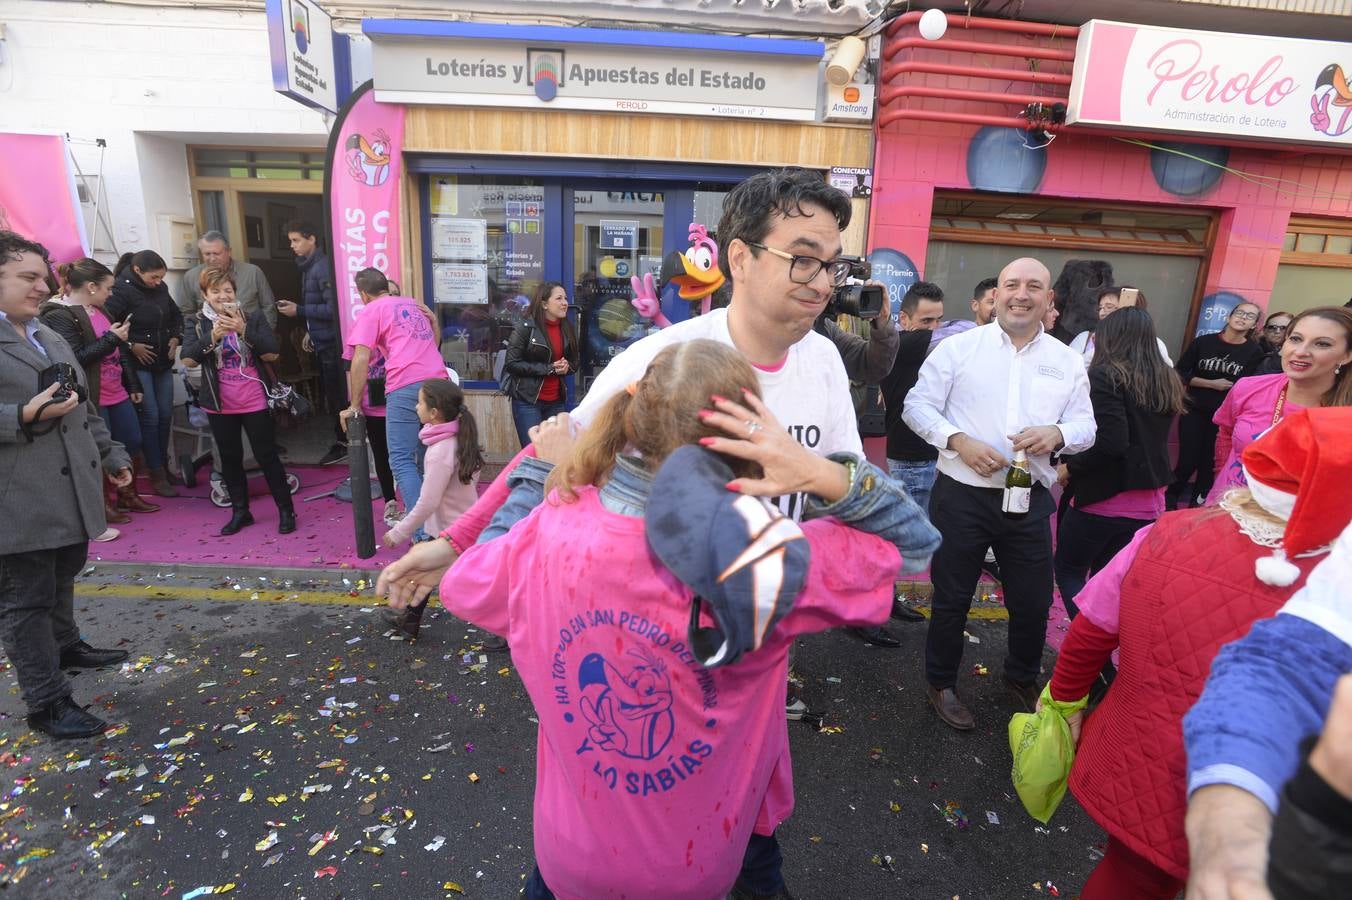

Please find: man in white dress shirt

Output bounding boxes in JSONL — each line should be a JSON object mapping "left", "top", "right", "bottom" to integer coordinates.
{"left": 903, "top": 257, "right": 1096, "bottom": 731}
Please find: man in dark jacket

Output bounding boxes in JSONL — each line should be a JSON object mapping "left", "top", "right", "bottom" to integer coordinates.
{"left": 0, "top": 231, "right": 134, "bottom": 740}
{"left": 278, "top": 220, "right": 346, "bottom": 464}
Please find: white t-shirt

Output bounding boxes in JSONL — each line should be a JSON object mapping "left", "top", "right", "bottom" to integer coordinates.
{"left": 573, "top": 308, "right": 863, "bottom": 519}
{"left": 1070, "top": 330, "right": 1173, "bottom": 366}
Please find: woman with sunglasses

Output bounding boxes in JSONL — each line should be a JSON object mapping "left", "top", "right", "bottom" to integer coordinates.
{"left": 1255, "top": 309, "right": 1294, "bottom": 375}
{"left": 1166, "top": 302, "right": 1265, "bottom": 510}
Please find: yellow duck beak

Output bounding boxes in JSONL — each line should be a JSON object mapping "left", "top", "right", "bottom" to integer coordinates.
{"left": 672, "top": 254, "right": 726, "bottom": 300}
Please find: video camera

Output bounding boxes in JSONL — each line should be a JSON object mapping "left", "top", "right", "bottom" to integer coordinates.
{"left": 825, "top": 256, "right": 886, "bottom": 320}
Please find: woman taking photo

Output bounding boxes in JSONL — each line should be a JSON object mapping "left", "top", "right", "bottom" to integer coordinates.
{"left": 1206, "top": 306, "right": 1352, "bottom": 504}
{"left": 106, "top": 249, "right": 183, "bottom": 498}
{"left": 1068, "top": 286, "right": 1172, "bottom": 364}
{"left": 428, "top": 339, "right": 940, "bottom": 900}
{"left": 1055, "top": 308, "right": 1184, "bottom": 615}
{"left": 39, "top": 258, "right": 158, "bottom": 521}
{"left": 180, "top": 267, "right": 296, "bottom": 536}
{"left": 1166, "top": 301, "right": 1265, "bottom": 509}
{"left": 503, "top": 281, "right": 578, "bottom": 447}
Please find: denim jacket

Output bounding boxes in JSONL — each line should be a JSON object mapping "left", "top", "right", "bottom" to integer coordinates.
{"left": 480, "top": 452, "right": 941, "bottom": 573}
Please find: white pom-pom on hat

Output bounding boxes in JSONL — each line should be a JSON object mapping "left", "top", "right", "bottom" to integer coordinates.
{"left": 1255, "top": 549, "right": 1301, "bottom": 587}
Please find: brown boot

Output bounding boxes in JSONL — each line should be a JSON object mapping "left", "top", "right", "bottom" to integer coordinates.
{"left": 105, "top": 500, "right": 131, "bottom": 525}
{"left": 117, "top": 483, "right": 160, "bottom": 513}
{"left": 148, "top": 467, "right": 179, "bottom": 498}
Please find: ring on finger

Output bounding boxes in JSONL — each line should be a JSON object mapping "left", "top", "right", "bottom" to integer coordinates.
{"left": 745, "top": 420, "right": 763, "bottom": 436}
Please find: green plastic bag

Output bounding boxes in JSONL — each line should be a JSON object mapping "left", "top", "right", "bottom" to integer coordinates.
{"left": 1008, "top": 684, "right": 1089, "bottom": 824}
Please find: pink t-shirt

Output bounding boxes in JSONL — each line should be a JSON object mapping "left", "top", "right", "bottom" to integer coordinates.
{"left": 345, "top": 295, "right": 445, "bottom": 395}
{"left": 1207, "top": 374, "right": 1304, "bottom": 505}
{"left": 447, "top": 488, "right": 898, "bottom": 900}
{"left": 1076, "top": 487, "right": 1165, "bottom": 521}
{"left": 344, "top": 304, "right": 388, "bottom": 416}
{"left": 87, "top": 307, "right": 129, "bottom": 407}
{"left": 215, "top": 338, "right": 267, "bottom": 415}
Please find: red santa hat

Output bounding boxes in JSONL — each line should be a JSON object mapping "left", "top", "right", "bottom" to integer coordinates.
{"left": 1240, "top": 407, "right": 1352, "bottom": 586}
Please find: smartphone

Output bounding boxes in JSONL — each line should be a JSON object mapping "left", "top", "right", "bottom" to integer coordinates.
{"left": 1118, "top": 288, "right": 1140, "bottom": 307}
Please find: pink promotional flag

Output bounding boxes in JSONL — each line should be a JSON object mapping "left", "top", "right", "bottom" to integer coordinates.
{"left": 326, "top": 83, "right": 405, "bottom": 341}
{"left": 0, "top": 133, "right": 88, "bottom": 264}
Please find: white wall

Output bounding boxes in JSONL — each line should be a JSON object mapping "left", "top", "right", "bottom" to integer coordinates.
{"left": 0, "top": 1, "right": 329, "bottom": 264}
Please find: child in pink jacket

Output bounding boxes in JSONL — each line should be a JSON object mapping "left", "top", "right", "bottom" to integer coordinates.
{"left": 431, "top": 339, "right": 941, "bottom": 900}
{"left": 383, "top": 378, "right": 483, "bottom": 548}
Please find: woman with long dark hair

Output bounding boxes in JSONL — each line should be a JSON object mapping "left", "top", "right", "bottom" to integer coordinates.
{"left": 502, "top": 281, "right": 578, "bottom": 447}
{"left": 106, "top": 249, "right": 183, "bottom": 497}
{"left": 40, "top": 258, "right": 158, "bottom": 522}
{"left": 1055, "top": 308, "right": 1185, "bottom": 614}
{"left": 1166, "top": 301, "right": 1265, "bottom": 509}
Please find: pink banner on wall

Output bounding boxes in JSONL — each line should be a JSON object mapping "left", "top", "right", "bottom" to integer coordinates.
{"left": 326, "top": 83, "right": 405, "bottom": 341}
{"left": 0, "top": 133, "right": 88, "bottom": 264}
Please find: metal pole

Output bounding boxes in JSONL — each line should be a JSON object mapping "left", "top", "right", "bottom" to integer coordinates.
{"left": 347, "top": 413, "right": 376, "bottom": 558}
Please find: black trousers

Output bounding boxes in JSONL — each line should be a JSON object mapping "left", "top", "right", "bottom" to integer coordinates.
{"left": 315, "top": 344, "right": 348, "bottom": 444}
{"left": 0, "top": 542, "right": 88, "bottom": 712}
{"left": 1171, "top": 410, "right": 1219, "bottom": 503}
{"left": 926, "top": 474, "right": 1054, "bottom": 690}
{"left": 1053, "top": 505, "right": 1153, "bottom": 617}
{"left": 365, "top": 414, "right": 397, "bottom": 503}
{"left": 208, "top": 410, "right": 293, "bottom": 513}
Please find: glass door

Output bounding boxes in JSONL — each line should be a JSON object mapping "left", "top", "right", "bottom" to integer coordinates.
{"left": 568, "top": 186, "right": 671, "bottom": 391}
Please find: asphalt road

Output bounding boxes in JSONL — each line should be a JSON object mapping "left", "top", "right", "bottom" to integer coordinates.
{"left": 0, "top": 570, "right": 1104, "bottom": 899}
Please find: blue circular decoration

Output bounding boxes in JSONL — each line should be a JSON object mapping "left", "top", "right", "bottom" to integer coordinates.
{"left": 1150, "top": 142, "right": 1228, "bottom": 197}
{"left": 534, "top": 75, "right": 558, "bottom": 102}
{"left": 705, "top": 718, "right": 716, "bottom": 728}
{"left": 966, "top": 126, "right": 1047, "bottom": 194}
{"left": 563, "top": 712, "right": 574, "bottom": 723}
{"left": 867, "top": 248, "right": 920, "bottom": 322}
{"left": 1194, "top": 291, "right": 1248, "bottom": 338}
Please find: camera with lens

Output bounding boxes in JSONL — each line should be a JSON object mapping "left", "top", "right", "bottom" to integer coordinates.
{"left": 39, "top": 363, "right": 87, "bottom": 404}
{"left": 825, "top": 256, "right": 886, "bottom": 320}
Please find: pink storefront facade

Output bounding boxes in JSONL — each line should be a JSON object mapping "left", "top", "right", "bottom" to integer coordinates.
{"left": 868, "top": 14, "right": 1352, "bottom": 356}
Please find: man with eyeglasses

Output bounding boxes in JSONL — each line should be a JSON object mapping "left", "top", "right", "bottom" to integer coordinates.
{"left": 376, "top": 168, "right": 889, "bottom": 900}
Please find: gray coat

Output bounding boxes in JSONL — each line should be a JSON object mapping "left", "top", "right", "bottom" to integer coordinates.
{"left": 0, "top": 318, "right": 131, "bottom": 554}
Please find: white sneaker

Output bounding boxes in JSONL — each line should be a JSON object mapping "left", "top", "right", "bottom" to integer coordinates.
{"left": 383, "top": 501, "right": 405, "bottom": 528}
{"left": 94, "top": 527, "right": 120, "bottom": 543}
{"left": 785, "top": 696, "right": 808, "bottom": 720}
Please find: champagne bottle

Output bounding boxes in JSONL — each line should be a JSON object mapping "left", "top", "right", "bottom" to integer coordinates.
{"left": 1002, "top": 449, "right": 1032, "bottom": 517}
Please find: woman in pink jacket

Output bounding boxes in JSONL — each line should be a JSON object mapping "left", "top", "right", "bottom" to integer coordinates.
{"left": 409, "top": 339, "right": 941, "bottom": 900}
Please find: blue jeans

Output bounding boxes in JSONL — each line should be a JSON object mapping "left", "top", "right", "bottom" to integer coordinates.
{"left": 887, "top": 458, "right": 937, "bottom": 514}
{"left": 100, "top": 399, "right": 143, "bottom": 459}
{"left": 511, "top": 397, "right": 569, "bottom": 449}
{"left": 136, "top": 369, "right": 174, "bottom": 469}
{"left": 385, "top": 382, "right": 428, "bottom": 532}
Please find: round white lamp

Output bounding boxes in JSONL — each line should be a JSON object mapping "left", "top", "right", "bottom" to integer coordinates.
{"left": 919, "top": 8, "right": 948, "bottom": 41}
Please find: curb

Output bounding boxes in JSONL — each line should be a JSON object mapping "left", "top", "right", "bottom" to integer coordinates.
{"left": 83, "top": 560, "right": 386, "bottom": 586}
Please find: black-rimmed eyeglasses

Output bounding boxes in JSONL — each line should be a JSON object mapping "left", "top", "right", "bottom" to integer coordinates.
{"left": 745, "top": 241, "right": 853, "bottom": 287}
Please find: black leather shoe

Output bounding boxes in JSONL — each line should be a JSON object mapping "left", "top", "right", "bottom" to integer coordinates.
{"left": 890, "top": 597, "right": 926, "bottom": 622}
{"left": 481, "top": 633, "right": 509, "bottom": 652}
{"left": 278, "top": 509, "right": 297, "bottom": 534}
{"left": 1003, "top": 676, "right": 1041, "bottom": 713}
{"left": 220, "top": 508, "right": 255, "bottom": 535}
{"left": 319, "top": 444, "right": 347, "bottom": 466}
{"left": 60, "top": 640, "right": 129, "bottom": 669}
{"left": 927, "top": 685, "right": 976, "bottom": 731}
{"left": 27, "top": 696, "right": 108, "bottom": 739}
{"left": 849, "top": 625, "right": 901, "bottom": 647}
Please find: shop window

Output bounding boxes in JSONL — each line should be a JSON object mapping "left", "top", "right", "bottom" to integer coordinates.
{"left": 427, "top": 175, "right": 546, "bottom": 381}
{"left": 192, "top": 149, "right": 323, "bottom": 180}
{"left": 924, "top": 241, "right": 1203, "bottom": 357}
{"left": 1273, "top": 216, "right": 1352, "bottom": 314}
